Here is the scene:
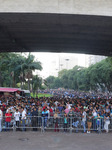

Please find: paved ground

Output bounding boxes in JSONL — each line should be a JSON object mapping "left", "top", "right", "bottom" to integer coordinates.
{"left": 0, "top": 132, "right": 112, "bottom": 150}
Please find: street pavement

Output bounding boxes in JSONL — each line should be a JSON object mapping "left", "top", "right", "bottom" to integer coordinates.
{"left": 0, "top": 132, "right": 112, "bottom": 150}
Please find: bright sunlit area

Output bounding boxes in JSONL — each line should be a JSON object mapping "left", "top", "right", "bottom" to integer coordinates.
{"left": 30, "top": 52, "right": 106, "bottom": 79}
{"left": 31, "top": 52, "right": 86, "bottom": 78}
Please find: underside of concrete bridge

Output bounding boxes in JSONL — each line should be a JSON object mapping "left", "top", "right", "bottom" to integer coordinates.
{"left": 0, "top": 13, "right": 112, "bottom": 56}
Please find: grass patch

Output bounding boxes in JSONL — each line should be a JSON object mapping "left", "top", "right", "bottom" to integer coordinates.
{"left": 31, "top": 93, "right": 52, "bottom": 98}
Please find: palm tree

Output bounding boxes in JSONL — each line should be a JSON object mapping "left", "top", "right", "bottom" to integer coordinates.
{"left": 0, "top": 53, "right": 11, "bottom": 86}
{"left": 8, "top": 54, "right": 25, "bottom": 87}
{"left": 0, "top": 53, "right": 42, "bottom": 89}
{"left": 31, "top": 75, "right": 42, "bottom": 97}
{"left": 23, "top": 53, "right": 42, "bottom": 90}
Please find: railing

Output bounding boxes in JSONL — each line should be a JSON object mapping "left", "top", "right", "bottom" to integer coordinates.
{"left": 1, "top": 116, "right": 112, "bottom": 133}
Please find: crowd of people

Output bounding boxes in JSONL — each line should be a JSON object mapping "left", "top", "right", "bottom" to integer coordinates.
{"left": 0, "top": 93, "right": 112, "bottom": 133}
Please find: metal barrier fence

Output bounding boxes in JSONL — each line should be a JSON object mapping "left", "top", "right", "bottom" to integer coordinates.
{"left": 1, "top": 116, "right": 112, "bottom": 133}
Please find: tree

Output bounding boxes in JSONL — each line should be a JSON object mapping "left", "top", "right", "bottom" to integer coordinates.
{"left": 58, "top": 69, "right": 67, "bottom": 78}
{"left": 24, "top": 53, "right": 42, "bottom": 90}
{"left": 46, "top": 76, "right": 55, "bottom": 89}
{"left": 53, "top": 78, "right": 62, "bottom": 88}
{"left": 31, "top": 75, "right": 42, "bottom": 97}
{"left": 45, "top": 58, "right": 112, "bottom": 92}
{"left": 0, "top": 53, "right": 43, "bottom": 90}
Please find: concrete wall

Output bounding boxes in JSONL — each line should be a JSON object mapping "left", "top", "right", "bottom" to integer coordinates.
{"left": 0, "top": 0, "right": 112, "bottom": 16}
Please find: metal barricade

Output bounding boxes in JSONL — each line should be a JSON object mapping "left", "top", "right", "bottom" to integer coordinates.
{"left": 15, "top": 116, "right": 42, "bottom": 131}
{"left": 1, "top": 116, "right": 14, "bottom": 132}
{"left": 41, "top": 116, "right": 81, "bottom": 133}
{"left": 0, "top": 115, "right": 112, "bottom": 133}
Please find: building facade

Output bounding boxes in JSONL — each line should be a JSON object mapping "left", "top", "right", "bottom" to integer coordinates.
{"left": 85, "top": 55, "right": 106, "bottom": 67}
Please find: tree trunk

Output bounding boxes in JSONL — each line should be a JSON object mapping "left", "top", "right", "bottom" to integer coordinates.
{"left": 28, "top": 78, "right": 30, "bottom": 91}
{"left": 13, "top": 75, "right": 16, "bottom": 87}
{"left": 20, "top": 80, "right": 23, "bottom": 89}
{"left": 0, "top": 72, "right": 2, "bottom": 87}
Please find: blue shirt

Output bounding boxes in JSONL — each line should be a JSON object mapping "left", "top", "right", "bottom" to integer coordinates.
{"left": 64, "top": 117, "right": 67, "bottom": 123}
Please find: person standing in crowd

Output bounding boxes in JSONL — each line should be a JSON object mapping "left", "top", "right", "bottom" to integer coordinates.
{"left": 42, "top": 108, "right": 48, "bottom": 128}
{"left": 0, "top": 106, "right": 3, "bottom": 132}
{"left": 104, "top": 113, "right": 110, "bottom": 133}
{"left": 94, "top": 113, "right": 103, "bottom": 133}
{"left": 72, "top": 113, "right": 80, "bottom": 133}
{"left": 81, "top": 108, "right": 87, "bottom": 133}
{"left": 31, "top": 106, "right": 38, "bottom": 131}
{"left": 66, "top": 102, "right": 71, "bottom": 110}
{"left": 5, "top": 110, "right": 12, "bottom": 131}
{"left": 105, "top": 105, "right": 110, "bottom": 113}
{"left": 92, "top": 109, "right": 97, "bottom": 131}
{"left": 49, "top": 106, "right": 54, "bottom": 126}
{"left": 21, "top": 107, "right": 27, "bottom": 131}
{"left": 68, "top": 108, "right": 75, "bottom": 118}
{"left": 63, "top": 113, "right": 68, "bottom": 132}
{"left": 38, "top": 106, "right": 42, "bottom": 127}
{"left": 64, "top": 106, "right": 70, "bottom": 114}
{"left": 54, "top": 110, "right": 59, "bottom": 132}
{"left": 14, "top": 109, "right": 20, "bottom": 131}
{"left": 87, "top": 111, "right": 93, "bottom": 133}
{"left": 0, "top": 91, "right": 112, "bottom": 134}
{"left": 68, "top": 108, "right": 75, "bottom": 128}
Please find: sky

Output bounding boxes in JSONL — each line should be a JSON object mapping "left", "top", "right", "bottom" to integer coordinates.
{"left": 31, "top": 52, "right": 86, "bottom": 79}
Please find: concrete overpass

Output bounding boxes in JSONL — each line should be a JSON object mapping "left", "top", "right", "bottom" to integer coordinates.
{"left": 0, "top": 0, "right": 112, "bottom": 55}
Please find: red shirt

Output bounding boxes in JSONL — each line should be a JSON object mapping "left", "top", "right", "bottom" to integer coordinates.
{"left": 43, "top": 106, "right": 46, "bottom": 110}
{"left": 5, "top": 113, "right": 12, "bottom": 122}
{"left": 75, "top": 107, "right": 80, "bottom": 112}
{"left": 49, "top": 108, "right": 53, "bottom": 112}
{"left": 2, "top": 104, "right": 6, "bottom": 111}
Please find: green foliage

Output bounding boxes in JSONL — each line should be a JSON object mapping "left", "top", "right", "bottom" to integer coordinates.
{"left": 58, "top": 69, "right": 67, "bottom": 78}
{"left": 46, "top": 76, "right": 62, "bottom": 89}
{"left": 31, "top": 93, "right": 52, "bottom": 98}
{"left": 31, "top": 75, "right": 42, "bottom": 96}
{"left": 45, "top": 76, "right": 55, "bottom": 88}
{"left": 0, "top": 53, "right": 42, "bottom": 90}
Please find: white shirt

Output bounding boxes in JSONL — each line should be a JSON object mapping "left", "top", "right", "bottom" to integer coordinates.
{"left": 92, "top": 111, "right": 97, "bottom": 117}
{"left": 22, "top": 110, "right": 26, "bottom": 119}
{"left": 66, "top": 104, "right": 71, "bottom": 110}
{"left": 14, "top": 111, "right": 20, "bottom": 121}
{"left": 6, "top": 107, "right": 11, "bottom": 113}
{"left": 82, "top": 111, "right": 86, "bottom": 122}
{"left": 55, "top": 101, "right": 58, "bottom": 106}
{"left": 0, "top": 110, "right": 3, "bottom": 119}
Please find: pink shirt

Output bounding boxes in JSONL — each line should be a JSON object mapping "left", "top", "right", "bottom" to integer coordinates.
{"left": 64, "top": 108, "right": 70, "bottom": 114}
